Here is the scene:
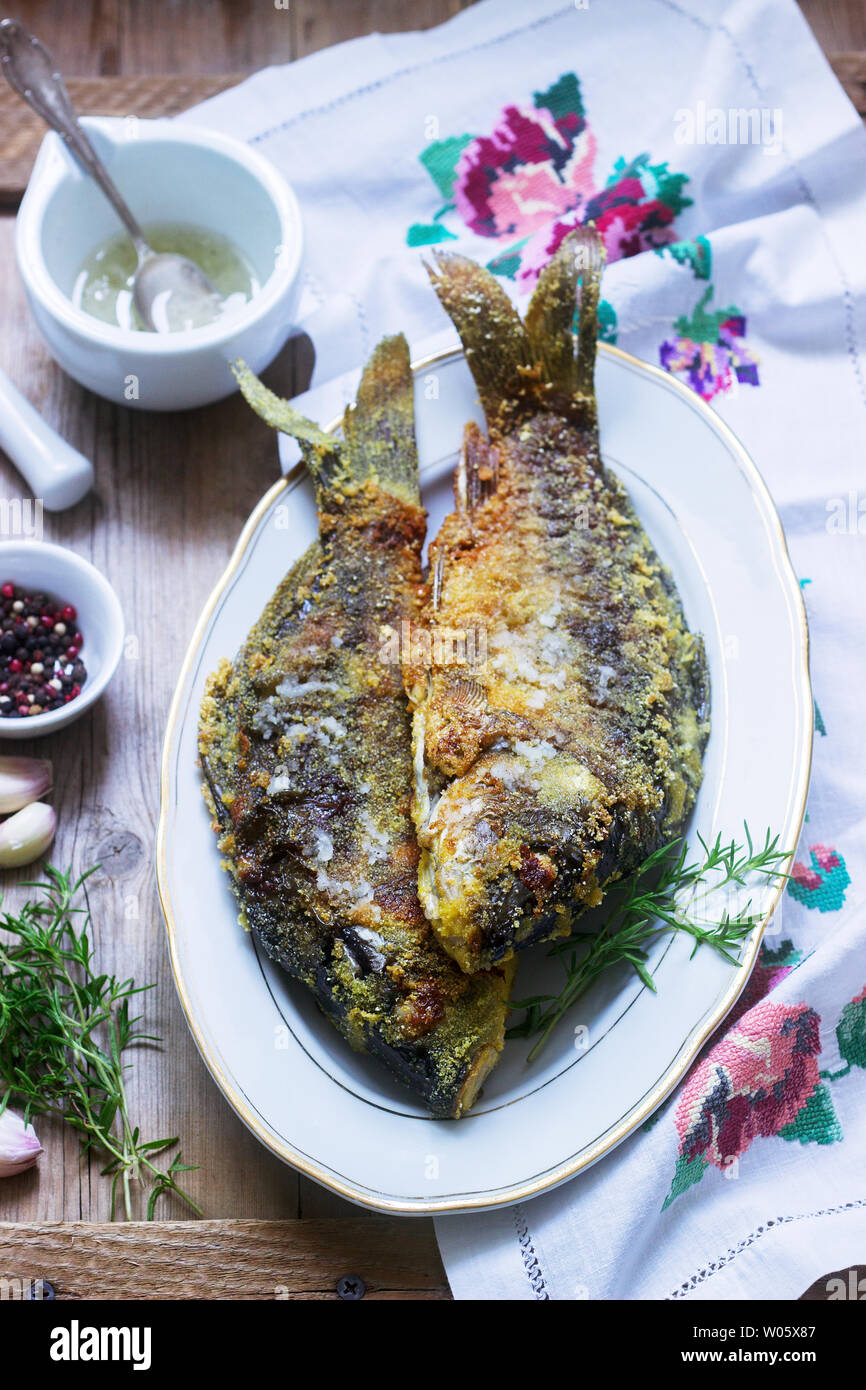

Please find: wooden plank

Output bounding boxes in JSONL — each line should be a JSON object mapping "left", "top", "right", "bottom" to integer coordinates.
{"left": 0, "top": 0, "right": 295, "bottom": 76}
{"left": 290, "top": 0, "right": 472, "bottom": 58}
{"left": 799, "top": 0, "right": 866, "bottom": 52}
{"left": 0, "top": 1219, "right": 450, "bottom": 1299}
{"left": 828, "top": 52, "right": 866, "bottom": 116}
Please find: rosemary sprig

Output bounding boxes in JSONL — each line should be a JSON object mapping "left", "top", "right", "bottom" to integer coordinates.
{"left": 0, "top": 866, "right": 201, "bottom": 1221}
{"left": 507, "top": 826, "right": 790, "bottom": 1063}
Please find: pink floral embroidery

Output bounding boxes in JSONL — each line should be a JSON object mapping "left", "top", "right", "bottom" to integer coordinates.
{"left": 812, "top": 844, "right": 842, "bottom": 873}
{"left": 407, "top": 72, "right": 692, "bottom": 300}
{"left": 454, "top": 104, "right": 598, "bottom": 240}
{"left": 676, "top": 1001, "right": 821, "bottom": 1170}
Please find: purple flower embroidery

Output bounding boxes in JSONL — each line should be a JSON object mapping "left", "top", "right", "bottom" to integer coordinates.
{"left": 660, "top": 287, "right": 759, "bottom": 400}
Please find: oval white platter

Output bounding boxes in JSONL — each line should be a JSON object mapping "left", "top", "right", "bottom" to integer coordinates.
{"left": 157, "top": 343, "right": 811, "bottom": 1214}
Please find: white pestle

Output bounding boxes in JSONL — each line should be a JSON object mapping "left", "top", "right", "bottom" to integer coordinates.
{"left": 0, "top": 369, "right": 94, "bottom": 511}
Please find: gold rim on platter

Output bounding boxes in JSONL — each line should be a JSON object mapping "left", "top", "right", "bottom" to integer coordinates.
{"left": 156, "top": 342, "right": 812, "bottom": 1215}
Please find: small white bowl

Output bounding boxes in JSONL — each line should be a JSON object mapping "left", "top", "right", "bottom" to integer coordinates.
{"left": 0, "top": 541, "right": 124, "bottom": 739}
{"left": 15, "top": 117, "right": 304, "bottom": 411}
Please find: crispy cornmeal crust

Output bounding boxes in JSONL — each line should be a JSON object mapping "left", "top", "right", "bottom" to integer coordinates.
{"left": 403, "top": 230, "right": 710, "bottom": 973}
{"left": 199, "top": 337, "right": 512, "bottom": 1118}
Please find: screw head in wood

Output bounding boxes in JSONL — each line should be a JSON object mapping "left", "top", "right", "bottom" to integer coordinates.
{"left": 336, "top": 1274, "right": 366, "bottom": 1300}
{"left": 28, "top": 1278, "right": 55, "bottom": 1300}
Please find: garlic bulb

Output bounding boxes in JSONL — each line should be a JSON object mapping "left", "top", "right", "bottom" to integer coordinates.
{"left": 0, "top": 756, "right": 52, "bottom": 813}
{"left": 0, "top": 1108, "right": 42, "bottom": 1177}
{"left": 0, "top": 801, "right": 56, "bottom": 867}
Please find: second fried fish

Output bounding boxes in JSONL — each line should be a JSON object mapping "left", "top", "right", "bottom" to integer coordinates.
{"left": 404, "top": 227, "right": 710, "bottom": 974}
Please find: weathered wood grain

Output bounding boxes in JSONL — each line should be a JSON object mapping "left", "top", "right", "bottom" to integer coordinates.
{"left": 828, "top": 51, "right": 866, "bottom": 116}
{"left": 0, "top": 1219, "right": 450, "bottom": 1299}
{"left": 799, "top": 0, "right": 866, "bottom": 53}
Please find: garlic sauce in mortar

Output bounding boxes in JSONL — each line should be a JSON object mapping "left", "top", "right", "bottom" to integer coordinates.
{"left": 72, "top": 221, "right": 260, "bottom": 332}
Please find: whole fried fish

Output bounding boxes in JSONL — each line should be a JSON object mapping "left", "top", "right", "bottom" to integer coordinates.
{"left": 198, "top": 336, "right": 512, "bottom": 1117}
{"left": 404, "top": 228, "right": 710, "bottom": 973}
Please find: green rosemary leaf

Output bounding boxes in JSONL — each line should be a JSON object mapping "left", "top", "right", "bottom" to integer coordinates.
{"left": 508, "top": 825, "right": 790, "bottom": 1061}
{"left": 138, "top": 1136, "right": 179, "bottom": 1155}
{"left": 0, "top": 867, "right": 200, "bottom": 1221}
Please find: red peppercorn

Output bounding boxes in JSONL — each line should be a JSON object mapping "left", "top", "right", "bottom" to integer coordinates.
{"left": 61, "top": 605, "right": 77, "bottom": 622}
{"left": 1, "top": 583, "right": 13, "bottom": 599}
{"left": 73, "top": 633, "right": 84, "bottom": 648}
{"left": 70, "top": 684, "right": 81, "bottom": 698}
{"left": 8, "top": 658, "right": 22, "bottom": 673}
{"left": 41, "top": 614, "right": 53, "bottom": 629}
{"left": 66, "top": 646, "right": 79, "bottom": 659}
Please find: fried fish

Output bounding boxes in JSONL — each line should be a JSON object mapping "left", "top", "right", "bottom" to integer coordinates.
{"left": 403, "top": 227, "right": 710, "bottom": 974}
{"left": 198, "top": 336, "right": 512, "bottom": 1117}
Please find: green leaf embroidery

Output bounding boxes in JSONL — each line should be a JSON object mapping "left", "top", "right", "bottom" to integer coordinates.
{"left": 657, "top": 234, "right": 712, "bottom": 281}
{"left": 406, "top": 222, "right": 458, "bottom": 247}
{"left": 674, "top": 286, "right": 741, "bottom": 344}
{"left": 419, "top": 135, "right": 473, "bottom": 202}
{"left": 598, "top": 298, "right": 618, "bottom": 344}
{"left": 836, "top": 991, "right": 866, "bottom": 1072}
{"left": 606, "top": 155, "right": 694, "bottom": 218}
{"left": 486, "top": 238, "right": 530, "bottom": 279}
{"left": 759, "top": 939, "right": 803, "bottom": 969}
{"left": 778, "top": 1082, "right": 843, "bottom": 1146}
{"left": 533, "top": 73, "right": 585, "bottom": 122}
{"left": 646, "top": 159, "right": 694, "bottom": 216}
{"left": 662, "top": 1152, "right": 708, "bottom": 1210}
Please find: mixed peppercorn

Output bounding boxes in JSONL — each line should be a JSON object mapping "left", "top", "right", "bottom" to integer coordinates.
{"left": 0, "top": 583, "right": 86, "bottom": 718}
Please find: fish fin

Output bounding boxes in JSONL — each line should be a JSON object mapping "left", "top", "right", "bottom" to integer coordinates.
{"left": 457, "top": 420, "right": 499, "bottom": 515}
{"left": 525, "top": 225, "right": 605, "bottom": 411}
{"left": 233, "top": 359, "right": 342, "bottom": 491}
{"left": 425, "top": 251, "right": 533, "bottom": 427}
{"left": 341, "top": 334, "right": 420, "bottom": 505}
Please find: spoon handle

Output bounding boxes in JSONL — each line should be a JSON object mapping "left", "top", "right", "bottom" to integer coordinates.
{"left": 0, "top": 19, "right": 150, "bottom": 260}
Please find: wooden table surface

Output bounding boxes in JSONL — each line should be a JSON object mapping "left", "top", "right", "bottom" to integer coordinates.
{"left": 0, "top": 0, "right": 861, "bottom": 1300}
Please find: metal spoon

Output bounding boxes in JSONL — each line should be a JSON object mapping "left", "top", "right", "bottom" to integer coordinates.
{"left": 0, "top": 18, "right": 222, "bottom": 333}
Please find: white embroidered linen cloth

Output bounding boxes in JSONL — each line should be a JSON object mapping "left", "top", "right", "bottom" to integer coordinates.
{"left": 185, "top": 0, "right": 866, "bottom": 1300}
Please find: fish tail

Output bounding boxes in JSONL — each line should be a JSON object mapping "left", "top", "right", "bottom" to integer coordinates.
{"left": 341, "top": 333, "right": 420, "bottom": 506}
{"left": 426, "top": 225, "right": 604, "bottom": 429}
{"left": 234, "top": 336, "right": 420, "bottom": 507}
{"left": 425, "top": 251, "right": 532, "bottom": 427}
{"left": 233, "top": 359, "right": 341, "bottom": 491}
{"left": 525, "top": 224, "right": 605, "bottom": 410}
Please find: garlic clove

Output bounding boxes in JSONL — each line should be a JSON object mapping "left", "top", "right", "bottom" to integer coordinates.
{"left": 0, "top": 756, "right": 52, "bottom": 814}
{"left": 0, "top": 801, "right": 56, "bottom": 867}
{"left": 0, "top": 1107, "right": 42, "bottom": 1177}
